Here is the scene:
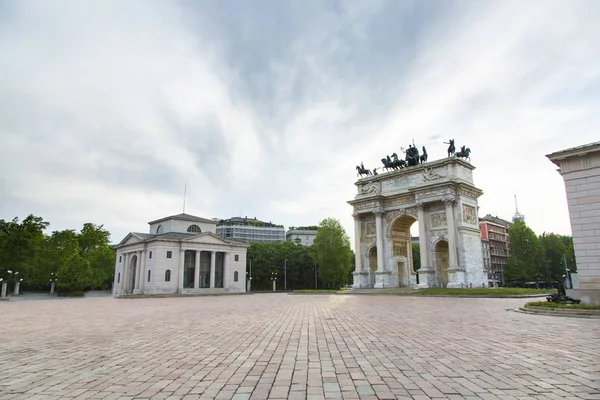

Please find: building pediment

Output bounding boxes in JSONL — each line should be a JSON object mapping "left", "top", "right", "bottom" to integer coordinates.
{"left": 117, "top": 232, "right": 150, "bottom": 247}
{"left": 182, "top": 232, "right": 248, "bottom": 247}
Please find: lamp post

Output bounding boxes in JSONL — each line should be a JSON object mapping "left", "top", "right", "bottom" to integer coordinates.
{"left": 0, "top": 278, "right": 6, "bottom": 298}
{"left": 284, "top": 259, "right": 287, "bottom": 291}
{"left": 14, "top": 278, "right": 23, "bottom": 295}
{"left": 49, "top": 272, "right": 57, "bottom": 295}
{"left": 271, "top": 271, "right": 277, "bottom": 292}
{"left": 247, "top": 259, "right": 252, "bottom": 292}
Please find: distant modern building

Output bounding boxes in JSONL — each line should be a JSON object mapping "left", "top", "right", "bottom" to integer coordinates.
{"left": 479, "top": 214, "right": 512, "bottom": 285}
{"left": 286, "top": 226, "right": 318, "bottom": 246}
{"left": 113, "top": 213, "right": 248, "bottom": 296}
{"left": 513, "top": 195, "right": 525, "bottom": 223}
{"left": 547, "top": 141, "right": 600, "bottom": 305}
{"left": 216, "top": 217, "right": 285, "bottom": 243}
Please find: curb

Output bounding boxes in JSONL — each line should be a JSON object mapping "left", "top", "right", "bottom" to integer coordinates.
{"left": 517, "top": 306, "right": 600, "bottom": 319}
{"left": 116, "top": 292, "right": 255, "bottom": 299}
{"left": 336, "top": 292, "right": 550, "bottom": 299}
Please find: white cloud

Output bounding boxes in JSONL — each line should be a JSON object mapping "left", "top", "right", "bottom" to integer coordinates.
{"left": 1, "top": 0, "right": 599, "bottom": 244}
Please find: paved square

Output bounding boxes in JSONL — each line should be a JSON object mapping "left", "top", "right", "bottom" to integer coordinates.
{"left": 1, "top": 294, "right": 599, "bottom": 400}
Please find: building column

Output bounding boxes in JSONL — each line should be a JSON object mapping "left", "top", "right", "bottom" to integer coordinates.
{"left": 444, "top": 198, "right": 458, "bottom": 268}
{"left": 178, "top": 249, "right": 185, "bottom": 293}
{"left": 194, "top": 250, "right": 200, "bottom": 289}
{"left": 223, "top": 252, "right": 229, "bottom": 289}
{"left": 210, "top": 251, "right": 216, "bottom": 288}
{"left": 121, "top": 253, "right": 129, "bottom": 293}
{"left": 135, "top": 251, "right": 142, "bottom": 290}
{"left": 375, "top": 209, "right": 384, "bottom": 273}
{"left": 138, "top": 250, "right": 146, "bottom": 293}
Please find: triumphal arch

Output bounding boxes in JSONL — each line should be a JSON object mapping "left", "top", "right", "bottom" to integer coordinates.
{"left": 348, "top": 157, "right": 486, "bottom": 288}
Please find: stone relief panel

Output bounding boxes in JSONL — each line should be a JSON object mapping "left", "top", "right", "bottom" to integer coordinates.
{"left": 358, "top": 182, "right": 380, "bottom": 196}
{"left": 355, "top": 201, "right": 379, "bottom": 211}
{"left": 414, "top": 187, "right": 457, "bottom": 201}
{"left": 459, "top": 187, "right": 481, "bottom": 200}
{"left": 381, "top": 174, "right": 418, "bottom": 192}
{"left": 426, "top": 202, "right": 445, "bottom": 212}
{"left": 430, "top": 212, "right": 447, "bottom": 228}
{"left": 365, "top": 222, "right": 376, "bottom": 236}
{"left": 422, "top": 167, "right": 446, "bottom": 182}
{"left": 383, "top": 194, "right": 415, "bottom": 208}
{"left": 392, "top": 242, "right": 407, "bottom": 257}
{"left": 462, "top": 204, "right": 478, "bottom": 225}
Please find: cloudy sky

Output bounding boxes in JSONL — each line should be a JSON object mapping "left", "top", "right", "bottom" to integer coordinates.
{"left": 1, "top": 0, "right": 599, "bottom": 244}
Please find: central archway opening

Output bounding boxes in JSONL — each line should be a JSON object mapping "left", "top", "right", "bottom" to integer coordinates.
{"left": 390, "top": 215, "right": 419, "bottom": 287}
{"left": 434, "top": 240, "right": 450, "bottom": 288}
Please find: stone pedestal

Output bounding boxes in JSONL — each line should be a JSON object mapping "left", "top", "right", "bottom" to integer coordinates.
{"left": 446, "top": 268, "right": 466, "bottom": 288}
{"left": 50, "top": 282, "right": 55, "bottom": 295}
{"left": 352, "top": 272, "right": 369, "bottom": 288}
{"left": 417, "top": 269, "right": 435, "bottom": 288}
{"left": 14, "top": 282, "right": 20, "bottom": 295}
{"left": 374, "top": 271, "right": 392, "bottom": 288}
{"left": 1, "top": 282, "right": 7, "bottom": 298}
{"left": 272, "top": 281, "right": 276, "bottom": 292}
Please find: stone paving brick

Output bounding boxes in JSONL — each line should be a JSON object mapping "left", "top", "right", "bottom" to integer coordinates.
{"left": 1, "top": 295, "right": 599, "bottom": 399}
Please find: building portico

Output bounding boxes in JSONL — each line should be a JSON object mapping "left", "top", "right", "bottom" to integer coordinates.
{"left": 113, "top": 213, "right": 248, "bottom": 297}
{"left": 349, "top": 158, "right": 486, "bottom": 289}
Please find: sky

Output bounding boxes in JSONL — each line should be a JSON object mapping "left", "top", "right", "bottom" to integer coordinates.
{"left": 1, "top": 0, "right": 599, "bottom": 244}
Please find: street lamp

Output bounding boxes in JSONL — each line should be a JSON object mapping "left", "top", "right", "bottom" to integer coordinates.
{"left": 271, "top": 271, "right": 277, "bottom": 292}
{"left": 49, "top": 272, "right": 58, "bottom": 295}
{"left": 284, "top": 259, "right": 287, "bottom": 291}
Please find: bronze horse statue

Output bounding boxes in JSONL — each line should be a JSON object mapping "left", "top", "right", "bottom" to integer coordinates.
{"left": 356, "top": 165, "right": 372, "bottom": 177}
{"left": 455, "top": 147, "right": 471, "bottom": 161}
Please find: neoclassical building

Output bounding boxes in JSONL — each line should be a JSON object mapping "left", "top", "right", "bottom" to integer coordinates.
{"left": 547, "top": 141, "right": 600, "bottom": 305}
{"left": 348, "top": 158, "right": 486, "bottom": 288}
{"left": 113, "top": 213, "right": 248, "bottom": 296}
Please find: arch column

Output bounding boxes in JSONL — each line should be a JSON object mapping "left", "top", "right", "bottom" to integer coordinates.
{"left": 416, "top": 203, "right": 435, "bottom": 288}
{"left": 134, "top": 251, "right": 142, "bottom": 291}
{"left": 374, "top": 208, "right": 390, "bottom": 288}
{"left": 121, "top": 253, "right": 129, "bottom": 294}
{"left": 223, "top": 252, "right": 229, "bottom": 289}
{"left": 352, "top": 213, "right": 367, "bottom": 288}
{"left": 443, "top": 197, "right": 465, "bottom": 288}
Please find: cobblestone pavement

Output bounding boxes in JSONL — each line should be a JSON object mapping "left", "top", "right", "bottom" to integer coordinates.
{"left": 1, "top": 294, "right": 599, "bottom": 400}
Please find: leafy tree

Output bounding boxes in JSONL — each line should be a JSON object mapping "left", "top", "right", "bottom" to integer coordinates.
{"left": 0, "top": 215, "right": 48, "bottom": 283}
{"left": 312, "top": 218, "right": 353, "bottom": 289}
{"left": 77, "top": 223, "right": 110, "bottom": 254}
{"left": 57, "top": 253, "right": 94, "bottom": 292}
{"left": 539, "top": 233, "right": 566, "bottom": 282}
{"left": 412, "top": 244, "right": 421, "bottom": 271}
{"left": 505, "top": 220, "right": 544, "bottom": 282}
{"left": 561, "top": 235, "right": 577, "bottom": 273}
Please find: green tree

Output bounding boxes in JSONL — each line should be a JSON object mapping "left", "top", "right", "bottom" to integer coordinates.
{"left": 505, "top": 220, "right": 544, "bottom": 282}
{"left": 561, "top": 235, "right": 577, "bottom": 273}
{"left": 57, "top": 253, "right": 94, "bottom": 292}
{"left": 312, "top": 218, "right": 353, "bottom": 289}
{"left": 0, "top": 215, "right": 49, "bottom": 286}
{"left": 539, "top": 233, "right": 566, "bottom": 282}
{"left": 77, "top": 223, "right": 115, "bottom": 289}
{"left": 412, "top": 244, "right": 421, "bottom": 271}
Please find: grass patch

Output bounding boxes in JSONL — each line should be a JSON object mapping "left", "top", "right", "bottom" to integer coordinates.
{"left": 292, "top": 289, "right": 341, "bottom": 293}
{"left": 404, "top": 288, "right": 550, "bottom": 296}
{"left": 525, "top": 301, "right": 600, "bottom": 310}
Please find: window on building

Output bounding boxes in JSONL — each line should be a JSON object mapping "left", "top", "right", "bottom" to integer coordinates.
{"left": 167, "top": 251, "right": 172, "bottom": 259}
{"left": 187, "top": 224, "right": 201, "bottom": 233}
{"left": 149, "top": 251, "right": 152, "bottom": 259}
{"left": 147, "top": 270, "right": 151, "bottom": 282}
{"left": 119, "top": 256, "right": 122, "bottom": 263}
{"left": 235, "top": 254, "right": 239, "bottom": 262}
{"left": 156, "top": 225, "right": 164, "bottom": 234}
{"left": 165, "top": 269, "right": 171, "bottom": 282}
{"left": 234, "top": 271, "right": 239, "bottom": 282}
{"left": 117, "top": 273, "right": 120, "bottom": 283}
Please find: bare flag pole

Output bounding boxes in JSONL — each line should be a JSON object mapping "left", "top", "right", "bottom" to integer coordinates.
{"left": 183, "top": 182, "right": 187, "bottom": 213}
